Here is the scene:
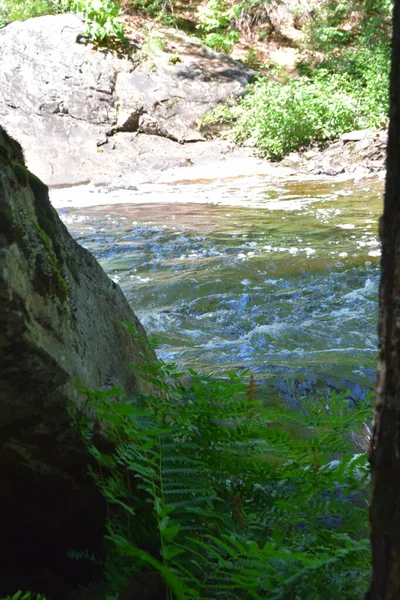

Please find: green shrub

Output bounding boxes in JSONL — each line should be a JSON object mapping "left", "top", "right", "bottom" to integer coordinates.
{"left": 196, "top": 0, "right": 239, "bottom": 53}
{"left": 201, "top": 47, "right": 389, "bottom": 160}
{"left": 0, "top": 0, "right": 124, "bottom": 42}
{"left": 197, "top": 0, "right": 390, "bottom": 160}
{"left": 305, "top": 0, "right": 392, "bottom": 55}
{"left": 71, "top": 0, "right": 125, "bottom": 41}
{"left": 0, "top": 0, "right": 72, "bottom": 21}
{"left": 75, "top": 336, "right": 371, "bottom": 599}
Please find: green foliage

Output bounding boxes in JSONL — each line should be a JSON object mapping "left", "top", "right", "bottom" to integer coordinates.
{"left": 168, "top": 52, "right": 182, "bottom": 65}
{"left": 197, "top": 0, "right": 239, "bottom": 53}
{"left": 2, "top": 0, "right": 26, "bottom": 20}
{"left": 198, "top": 0, "right": 390, "bottom": 159}
{"left": 0, "top": 0, "right": 70, "bottom": 21}
{"left": 0, "top": 0, "right": 124, "bottom": 42}
{"left": 201, "top": 42, "right": 389, "bottom": 160}
{"left": 71, "top": 0, "right": 125, "bottom": 41}
{"left": 77, "top": 353, "right": 371, "bottom": 599}
{"left": 306, "top": 0, "right": 392, "bottom": 54}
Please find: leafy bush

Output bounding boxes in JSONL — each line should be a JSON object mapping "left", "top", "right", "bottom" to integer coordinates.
{"left": 0, "top": 0, "right": 124, "bottom": 42}
{"left": 0, "top": 0, "right": 72, "bottom": 21}
{"left": 197, "top": 0, "right": 390, "bottom": 159}
{"left": 75, "top": 336, "right": 371, "bottom": 599}
{"left": 305, "top": 0, "right": 392, "bottom": 54}
{"left": 71, "top": 0, "right": 125, "bottom": 41}
{"left": 201, "top": 45, "right": 389, "bottom": 160}
{"left": 196, "top": 0, "right": 239, "bottom": 53}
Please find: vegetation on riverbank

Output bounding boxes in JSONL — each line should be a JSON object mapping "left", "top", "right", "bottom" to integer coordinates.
{"left": 0, "top": 0, "right": 392, "bottom": 159}
{"left": 199, "top": 0, "right": 391, "bottom": 158}
{"left": 64, "top": 330, "right": 371, "bottom": 599}
{"left": 200, "top": 48, "right": 389, "bottom": 160}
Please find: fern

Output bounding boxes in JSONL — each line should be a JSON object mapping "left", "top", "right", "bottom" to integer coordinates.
{"left": 77, "top": 356, "right": 371, "bottom": 599}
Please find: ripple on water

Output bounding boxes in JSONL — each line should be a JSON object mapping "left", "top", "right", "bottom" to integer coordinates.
{"left": 56, "top": 176, "right": 382, "bottom": 401}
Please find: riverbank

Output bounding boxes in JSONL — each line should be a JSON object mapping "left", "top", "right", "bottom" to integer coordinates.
{"left": 50, "top": 127, "right": 386, "bottom": 210}
{"left": 281, "top": 128, "right": 387, "bottom": 178}
{"left": 0, "top": 14, "right": 387, "bottom": 191}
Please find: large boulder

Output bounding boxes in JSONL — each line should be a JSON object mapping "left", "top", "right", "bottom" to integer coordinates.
{"left": 115, "top": 29, "right": 255, "bottom": 142}
{"left": 0, "top": 14, "right": 255, "bottom": 186}
{"left": 0, "top": 125, "right": 157, "bottom": 595}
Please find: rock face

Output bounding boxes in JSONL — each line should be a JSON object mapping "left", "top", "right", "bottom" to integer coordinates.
{"left": 0, "top": 125, "right": 157, "bottom": 595}
{"left": 115, "top": 29, "right": 255, "bottom": 142}
{"left": 0, "top": 14, "right": 255, "bottom": 186}
{"left": 281, "top": 129, "right": 387, "bottom": 177}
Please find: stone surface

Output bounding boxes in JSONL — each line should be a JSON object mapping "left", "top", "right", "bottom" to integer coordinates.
{"left": 340, "top": 129, "right": 374, "bottom": 142}
{"left": 0, "top": 15, "right": 255, "bottom": 186}
{"left": 115, "top": 29, "right": 255, "bottom": 142}
{"left": 0, "top": 125, "right": 157, "bottom": 595}
{"left": 295, "top": 130, "right": 387, "bottom": 177}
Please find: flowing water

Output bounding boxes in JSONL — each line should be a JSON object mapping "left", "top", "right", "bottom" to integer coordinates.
{"left": 54, "top": 174, "right": 383, "bottom": 404}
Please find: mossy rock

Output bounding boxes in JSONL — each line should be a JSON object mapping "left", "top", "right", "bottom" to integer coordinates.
{"left": 33, "top": 223, "right": 68, "bottom": 302}
{"left": 0, "top": 145, "right": 10, "bottom": 165}
{"left": 29, "top": 171, "right": 65, "bottom": 262}
{"left": 0, "top": 135, "right": 68, "bottom": 303}
{"left": 0, "top": 199, "right": 27, "bottom": 250}
{"left": 12, "top": 161, "right": 29, "bottom": 186}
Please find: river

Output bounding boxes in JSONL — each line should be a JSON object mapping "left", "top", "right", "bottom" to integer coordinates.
{"left": 53, "top": 174, "right": 382, "bottom": 405}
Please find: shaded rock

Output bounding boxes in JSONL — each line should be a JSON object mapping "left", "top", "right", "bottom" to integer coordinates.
{"left": 0, "top": 126, "right": 157, "bottom": 595}
{"left": 0, "top": 15, "right": 255, "bottom": 186}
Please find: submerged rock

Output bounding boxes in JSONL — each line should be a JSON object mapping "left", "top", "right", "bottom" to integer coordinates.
{"left": 0, "top": 126, "right": 157, "bottom": 595}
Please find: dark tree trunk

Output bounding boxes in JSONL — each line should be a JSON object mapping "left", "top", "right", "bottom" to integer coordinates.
{"left": 367, "top": 2, "right": 400, "bottom": 598}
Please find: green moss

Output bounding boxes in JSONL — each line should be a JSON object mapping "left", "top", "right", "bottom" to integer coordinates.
{"left": 11, "top": 161, "right": 29, "bottom": 186}
{"left": 0, "top": 151, "right": 68, "bottom": 302}
{"left": 28, "top": 170, "right": 48, "bottom": 200}
{"left": 0, "top": 204, "right": 16, "bottom": 244}
{"left": 1, "top": 128, "right": 25, "bottom": 163}
{"left": 34, "top": 223, "right": 68, "bottom": 302}
{"left": 22, "top": 170, "right": 69, "bottom": 302}
{"left": 28, "top": 170, "right": 65, "bottom": 261}
{"left": 0, "top": 145, "right": 9, "bottom": 164}
{"left": 0, "top": 204, "right": 26, "bottom": 249}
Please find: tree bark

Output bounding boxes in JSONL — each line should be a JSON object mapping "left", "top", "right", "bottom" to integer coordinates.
{"left": 367, "top": 2, "right": 400, "bottom": 598}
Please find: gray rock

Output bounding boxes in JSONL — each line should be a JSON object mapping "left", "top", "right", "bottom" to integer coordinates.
{"left": 340, "top": 129, "right": 374, "bottom": 142}
{"left": 0, "top": 125, "right": 158, "bottom": 592}
{"left": 115, "top": 32, "right": 255, "bottom": 142}
{"left": 320, "top": 163, "right": 345, "bottom": 176}
{"left": 0, "top": 15, "right": 255, "bottom": 186}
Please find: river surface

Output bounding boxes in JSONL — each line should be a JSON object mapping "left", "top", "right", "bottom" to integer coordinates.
{"left": 54, "top": 175, "right": 383, "bottom": 404}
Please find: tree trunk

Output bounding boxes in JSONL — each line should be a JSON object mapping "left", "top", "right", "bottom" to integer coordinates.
{"left": 367, "top": 2, "right": 400, "bottom": 598}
